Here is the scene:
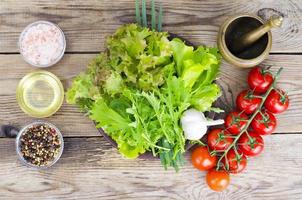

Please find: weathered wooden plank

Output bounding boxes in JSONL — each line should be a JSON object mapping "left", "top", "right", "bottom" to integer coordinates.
{"left": 0, "top": 54, "right": 300, "bottom": 136}
{"left": 0, "top": 0, "right": 301, "bottom": 53}
{"left": 0, "top": 134, "right": 302, "bottom": 200}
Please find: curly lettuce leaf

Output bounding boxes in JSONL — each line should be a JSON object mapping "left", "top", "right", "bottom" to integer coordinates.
{"left": 103, "top": 72, "right": 124, "bottom": 95}
{"left": 107, "top": 24, "right": 174, "bottom": 90}
{"left": 66, "top": 53, "right": 110, "bottom": 104}
{"left": 66, "top": 73, "right": 101, "bottom": 104}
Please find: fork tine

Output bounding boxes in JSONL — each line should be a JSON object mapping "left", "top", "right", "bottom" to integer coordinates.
{"left": 157, "top": 5, "right": 163, "bottom": 31}
{"left": 151, "top": 0, "right": 156, "bottom": 30}
{"left": 135, "top": 0, "right": 142, "bottom": 25}
{"left": 142, "top": 0, "right": 147, "bottom": 27}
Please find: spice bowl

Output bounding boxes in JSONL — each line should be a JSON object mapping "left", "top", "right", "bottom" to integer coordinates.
{"left": 18, "top": 21, "right": 66, "bottom": 68}
{"left": 16, "top": 121, "right": 64, "bottom": 169}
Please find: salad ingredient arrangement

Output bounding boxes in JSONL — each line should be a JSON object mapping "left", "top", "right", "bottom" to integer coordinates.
{"left": 67, "top": 23, "right": 222, "bottom": 171}
{"left": 191, "top": 66, "right": 289, "bottom": 191}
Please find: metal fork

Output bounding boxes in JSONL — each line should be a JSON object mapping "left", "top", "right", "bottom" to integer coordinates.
{"left": 135, "top": 0, "right": 163, "bottom": 31}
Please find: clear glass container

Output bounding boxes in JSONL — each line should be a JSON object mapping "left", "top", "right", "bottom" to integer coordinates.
{"left": 16, "top": 121, "right": 64, "bottom": 169}
{"left": 19, "top": 21, "right": 66, "bottom": 68}
{"left": 16, "top": 71, "right": 64, "bottom": 118}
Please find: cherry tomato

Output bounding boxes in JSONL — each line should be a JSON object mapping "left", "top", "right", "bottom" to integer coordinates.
{"left": 223, "top": 149, "right": 247, "bottom": 174}
{"left": 224, "top": 111, "right": 248, "bottom": 135}
{"left": 207, "top": 129, "right": 233, "bottom": 151}
{"left": 238, "top": 132, "right": 264, "bottom": 157}
{"left": 191, "top": 146, "right": 217, "bottom": 171}
{"left": 248, "top": 66, "right": 274, "bottom": 94}
{"left": 206, "top": 169, "right": 230, "bottom": 192}
{"left": 251, "top": 110, "right": 277, "bottom": 135}
{"left": 236, "top": 90, "right": 262, "bottom": 114}
{"left": 265, "top": 89, "right": 289, "bottom": 114}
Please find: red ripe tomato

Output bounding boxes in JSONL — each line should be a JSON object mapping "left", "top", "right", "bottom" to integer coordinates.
{"left": 191, "top": 146, "right": 217, "bottom": 171}
{"left": 238, "top": 132, "right": 264, "bottom": 157}
{"left": 248, "top": 66, "right": 274, "bottom": 94}
{"left": 207, "top": 129, "right": 233, "bottom": 151}
{"left": 251, "top": 110, "right": 277, "bottom": 135}
{"left": 223, "top": 149, "right": 247, "bottom": 174}
{"left": 236, "top": 90, "right": 262, "bottom": 114}
{"left": 224, "top": 111, "right": 248, "bottom": 135}
{"left": 265, "top": 89, "right": 289, "bottom": 114}
{"left": 206, "top": 169, "right": 230, "bottom": 192}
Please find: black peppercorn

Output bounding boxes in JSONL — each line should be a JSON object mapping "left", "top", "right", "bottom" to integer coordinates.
{"left": 19, "top": 124, "right": 61, "bottom": 167}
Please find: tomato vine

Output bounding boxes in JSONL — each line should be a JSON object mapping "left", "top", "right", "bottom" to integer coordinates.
{"left": 215, "top": 67, "right": 283, "bottom": 171}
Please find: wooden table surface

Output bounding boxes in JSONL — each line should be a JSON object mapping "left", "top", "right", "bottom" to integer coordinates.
{"left": 1, "top": 0, "right": 302, "bottom": 199}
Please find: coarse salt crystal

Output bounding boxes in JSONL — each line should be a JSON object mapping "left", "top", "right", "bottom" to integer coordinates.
{"left": 19, "top": 21, "right": 65, "bottom": 67}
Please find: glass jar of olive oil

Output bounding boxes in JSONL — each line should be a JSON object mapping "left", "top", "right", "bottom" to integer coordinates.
{"left": 16, "top": 71, "right": 64, "bottom": 118}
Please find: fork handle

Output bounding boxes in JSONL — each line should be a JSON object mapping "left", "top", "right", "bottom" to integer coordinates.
{"left": 0, "top": 125, "right": 19, "bottom": 138}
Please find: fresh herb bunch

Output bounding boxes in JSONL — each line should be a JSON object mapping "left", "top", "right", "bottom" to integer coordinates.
{"left": 67, "top": 2, "right": 221, "bottom": 171}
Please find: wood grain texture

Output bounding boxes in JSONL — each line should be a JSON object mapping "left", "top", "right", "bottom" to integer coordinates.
{"left": 0, "top": 0, "right": 301, "bottom": 53}
{"left": 1, "top": 134, "right": 302, "bottom": 200}
{"left": 0, "top": 54, "right": 300, "bottom": 136}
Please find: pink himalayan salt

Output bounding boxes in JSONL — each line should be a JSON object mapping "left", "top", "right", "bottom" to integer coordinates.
{"left": 19, "top": 21, "right": 65, "bottom": 67}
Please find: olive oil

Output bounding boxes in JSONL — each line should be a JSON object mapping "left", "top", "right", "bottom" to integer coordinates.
{"left": 17, "top": 71, "right": 64, "bottom": 118}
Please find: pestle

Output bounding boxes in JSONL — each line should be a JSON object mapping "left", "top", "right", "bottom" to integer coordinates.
{"left": 230, "top": 15, "right": 283, "bottom": 54}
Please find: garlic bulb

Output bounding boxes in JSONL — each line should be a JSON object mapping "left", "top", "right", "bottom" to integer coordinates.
{"left": 181, "top": 109, "right": 224, "bottom": 140}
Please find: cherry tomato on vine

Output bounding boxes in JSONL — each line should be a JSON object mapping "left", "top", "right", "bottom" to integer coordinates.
{"left": 265, "top": 89, "right": 289, "bottom": 114}
{"left": 223, "top": 149, "right": 247, "bottom": 174}
{"left": 238, "top": 132, "right": 264, "bottom": 157}
{"left": 224, "top": 111, "right": 248, "bottom": 135}
{"left": 236, "top": 90, "right": 262, "bottom": 114}
{"left": 251, "top": 110, "right": 277, "bottom": 135}
{"left": 207, "top": 129, "right": 233, "bottom": 151}
{"left": 191, "top": 146, "right": 217, "bottom": 171}
{"left": 248, "top": 66, "right": 274, "bottom": 94}
{"left": 206, "top": 169, "right": 230, "bottom": 192}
